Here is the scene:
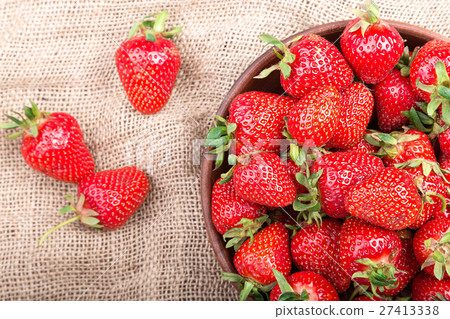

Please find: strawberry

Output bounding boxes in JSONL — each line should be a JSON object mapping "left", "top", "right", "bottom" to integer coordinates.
{"left": 311, "top": 152, "right": 383, "bottom": 219}
{"left": 290, "top": 218, "right": 350, "bottom": 293}
{"left": 115, "top": 11, "right": 182, "bottom": 114}
{"left": 39, "top": 167, "right": 150, "bottom": 245}
{"left": 256, "top": 34, "right": 353, "bottom": 99}
{"left": 439, "top": 128, "right": 450, "bottom": 158}
{"left": 231, "top": 152, "right": 296, "bottom": 207}
{"left": 223, "top": 222, "right": 291, "bottom": 300}
{"left": 211, "top": 178, "right": 266, "bottom": 234}
{"left": 228, "top": 92, "right": 297, "bottom": 154}
{"left": 438, "top": 202, "right": 450, "bottom": 220}
{"left": 345, "top": 167, "right": 422, "bottom": 230}
{"left": 340, "top": 130, "right": 379, "bottom": 154}
{"left": 365, "top": 129, "right": 436, "bottom": 167}
{"left": 285, "top": 159, "right": 307, "bottom": 195}
{"left": 211, "top": 178, "right": 267, "bottom": 250}
{"left": 270, "top": 270, "right": 339, "bottom": 301}
{"left": 340, "top": 1, "right": 404, "bottom": 84}
{"left": 410, "top": 40, "right": 450, "bottom": 103}
{"left": 412, "top": 271, "right": 450, "bottom": 301}
{"left": 287, "top": 86, "right": 341, "bottom": 147}
{"left": 438, "top": 152, "right": 450, "bottom": 184}
{"left": 413, "top": 218, "right": 450, "bottom": 280}
{"left": 430, "top": 158, "right": 450, "bottom": 219}
{"left": 404, "top": 167, "right": 446, "bottom": 229}
{"left": 373, "top": 69, "right": 422, "bottom": 132}
{"left": 205, "top": 92, "right": 297, "bottom": 168}
{"left": 326, "top": 83, "right": 374, "bottom": 148}
{"left": 382, "top": 230, "right": 420, "bottom": 296}
{"left": 408, "top": 40, "right": 450, "bottom": 156}
{"left": 0, "top": 102, "right": 94, "bottom": 183}
{"left": 339, "top": 217, "right": 402, "bottom": 295}
{"left": 406, "top": 40, "right": 450, "bottom": 157}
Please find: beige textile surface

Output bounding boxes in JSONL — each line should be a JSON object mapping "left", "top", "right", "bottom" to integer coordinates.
{"left": 0, "top": 0, "right": 449, "bottom": 301}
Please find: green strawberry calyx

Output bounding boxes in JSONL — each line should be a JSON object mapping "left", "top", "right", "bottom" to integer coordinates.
{"left": 352, "top": 258, "right": 402, "bottom": 297}
{"left": 402, "top": 103, "right": 441, "bottom": 136}
{"left": 272, "top": 268, "right": 309, "bottom": 301}
{"left": 128, "top": 11, "right": 183, "bottom": 42}
{"left": 291, "top": 165, "right": 324, "bottom": 226}
{"left": 422, "top": 227, "right": 450, "bottom": 280}
{"left": 206, "top": 116, "right": 237, "bottom": 170}
{"left": 39, "top": 193, "right": 102, "bottom": 246}
{"left": 283, "top": 121, "right": 328, "bottom": 225}
{"left": 254, "top": 34, "right": 303, "bottom": 79}
{"left": 364, "top": 128, "right": 420, "bottom": 159}
{"left": 0, "top": 101, "right": 50, "bottom": 139}
{"left": 395, "top": 46, "right": 420, "bottom": 77}
{"left": 394, "top": 158, "right": 450, "bottom": 182}
{"left": 222, "top": 272, "right": 276, "bottom": 301}
{"left": 348, "top": 1, "right": 380, "bottom": 37}
{"left": 416, "top": 61, "right": 450, "bottom": 125}
{"left": 223, "top": 215, "right": 269, "bottom": 252}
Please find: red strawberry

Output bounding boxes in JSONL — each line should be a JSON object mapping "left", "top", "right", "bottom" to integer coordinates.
{"left": 285, "top": 159, "right": 307, "bottom": 194}
{"left": 234, "top": 223, "right": 291, "bottom": 284}
{"left": 291, "top": 218, "right": 350, "bottom": 292}
{"left": 223, "top": 222, "right": 291, "bottom": 300}
{"left": 205, "top": 92, "right": 297, "bottom": 169}
{"left": 382, "top": 230, "right": 420, "bottom": 296}
{"left": 366, "top": 129, "right": 436, "bottom": 167}
{"left": 412, "top": 271, "right": 450, "bottom": 301}
{"left": 438, "top": 152, "right": 450, "bottom": 184}
{"left": 39, "top": 167, "right": 150, "bottom": 245}
{"left": 115, "top": 12, "right": 182, "bottom": 114}
{"left": 211, "top": 178, "right": 266, "bottom": 235}
{"left": 232, "top": 152, "right": 296, "bottom": 207}
{"left": 228, "top": 92, "right": 297, "bottom": 154}
{"left": 270, "top": 271, "right": 339, "bottom": 301}
{"left": 373, "top": 69, "right": 422, "bottom": 132}
{"left": 438, "top": 201, "right": 450, "bottom": 220}
{"left": 311, "top": 152, "right": 383, "bottom": 219}
{"left": 410, "top": 40, "right": 450, "bottom": 103}
{"left": 256, "top": 34, "right": 353, "bottom": 99}
{"left": 340, "top": 130, "right": 379, "bottom": 154}
{"left": 339, "top": 217, "right": 402, "bottom": 295}
{"left": 345, "top": 167, "right": 422, "bottom": 230}
{"left": 439, "top": 128, "right": 450, "bottom": 158}
{"left": 340, "top": 1, "right": 404, "bottom": 84}
{"left": 408, "top": 40, "right": 450, "bottom": 157}
{"left": 287, "top": 86, "right": 341, "bottom": 147}
{"left": 413, "top": 218, "right": 450, "bottom": 280}
{"left": 326, "top": 82, "right": 374, "bottom": 148}
{"left": 0, "top": 102, "right": 94, "bottom": 183}
{"left": 404, "top": 168, "right": 446, "bottom": 229}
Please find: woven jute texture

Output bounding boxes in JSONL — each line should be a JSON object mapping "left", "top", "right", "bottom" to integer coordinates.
{"left": 0, "top": 0, "right": 449, "bottom": 301}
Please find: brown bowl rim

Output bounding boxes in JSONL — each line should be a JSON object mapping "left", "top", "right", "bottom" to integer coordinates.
{"left": 200, "top": 19, "right": 449, "bottom": 295}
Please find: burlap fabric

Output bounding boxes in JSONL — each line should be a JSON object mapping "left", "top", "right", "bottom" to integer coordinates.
{"left": 0, "top": 0, "right": 448, "bottom": 301}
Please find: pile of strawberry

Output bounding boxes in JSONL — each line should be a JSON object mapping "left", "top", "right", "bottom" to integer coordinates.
{"left": 0, "top": 12, "right": 184, "bottom": 244}
{"left": 207, "top": 1, "right": 450, "bottom": 301}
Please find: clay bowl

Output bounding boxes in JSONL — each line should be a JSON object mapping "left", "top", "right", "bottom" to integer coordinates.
{"left": 200, "top": 20, "right": 449, "bottom": 296}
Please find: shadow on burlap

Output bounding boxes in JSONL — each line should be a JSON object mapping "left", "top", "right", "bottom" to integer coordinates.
{"left": 0, "top": 0, "right": 448, "bottom": 300}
